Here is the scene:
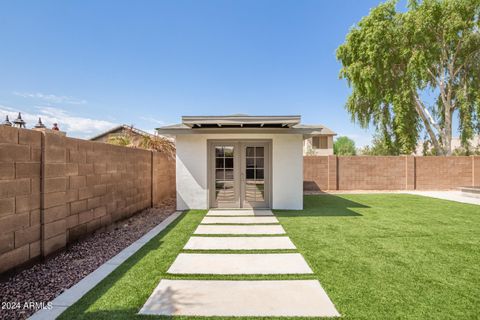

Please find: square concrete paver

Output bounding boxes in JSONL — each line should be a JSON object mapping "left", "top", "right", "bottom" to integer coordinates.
{"left": 194, "top": 224, "right": 285, "bottom": 235}
{"left": 167, "top": 253, "right": 313, "bottom": 274}
{"left": 139, "top": 279, "right": 340, "bottom": 317}
{"left": 184, "top": 236, "right": 296, "bottom": 250}
{"left": 201, "top": 216, "right": 279, "bottom": 224}
{"left": 207, "top": 209, "right": 274, "bottom": 216}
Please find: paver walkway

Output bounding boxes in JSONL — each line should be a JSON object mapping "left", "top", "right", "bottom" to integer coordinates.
{"left": 195, "top": 224, "right": 286, "bottom": 234}
{"left": 140, "top": 209, "right": 340, "bottom": 317}
{"left": 184, "top": 236, "right": 296, "bottom": 250}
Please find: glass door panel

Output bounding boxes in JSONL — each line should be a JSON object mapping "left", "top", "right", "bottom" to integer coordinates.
{"left": 213, "top": 145, "right": 239, "bottom": 207}
{"left": 242, "top": 144, "right": 268, "bottom": 208}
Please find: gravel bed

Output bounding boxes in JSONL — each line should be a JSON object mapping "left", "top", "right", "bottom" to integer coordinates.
{"left": 0, "top": 200, "right": 175, "bottom": 320}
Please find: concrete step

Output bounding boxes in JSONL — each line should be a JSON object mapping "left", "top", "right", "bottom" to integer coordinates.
{"left": 167, "top": 253, "right": 313, "bottom": 274}
{"left": 140, "top": 279, "right": 340, "bottom": 317}
{"left": 207, "top": 209, "right": 274, "bottom": 216}
{"left": 184, "top": 236, "right": 296, "bottom": 250}
{"left": 194, "top": 224, "right": 286, "bottom": 235}
{"left": 201, "top": 216, "right": 279, "bottom": 224}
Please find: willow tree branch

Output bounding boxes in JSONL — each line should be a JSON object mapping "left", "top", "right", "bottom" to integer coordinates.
{"left": 413, "top": 94, "right": 444, "bottom": 154}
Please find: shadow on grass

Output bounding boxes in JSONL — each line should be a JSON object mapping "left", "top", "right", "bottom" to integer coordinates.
{"left": 58, "top": 212, "right": 190, "bottom": 320}
{"left": 275, "top": 194, "right": 369, "bottom": 217}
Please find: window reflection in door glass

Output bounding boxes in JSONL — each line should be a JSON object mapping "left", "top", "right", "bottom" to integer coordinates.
{"left": 225, "top": 158, "right": 234, "bottom": 168}
{"left": 215, "top": 169, "right": 224, "bottom": 180}
{"left": 255, "top": 169, "right": 264, "bottom": 180}
{"left": 255, "top": 147, "right": 264, "bottom": 157}
{"left": 246, "top": 158, "right": 254, "bottom": 168}
{"left": 215, "top": 145, "right": 235, "bottom": 204}
{"left": 244, "top": 146, "right": 265, "bottom": 203}
{"left": 224, "top": 146, "right": 234, "bottom": 157}
{"left": 255, "top": 158, "right": 264, "bottom": 168}
{"left": 216, "top": 158, "right": 224, "bottom": 168}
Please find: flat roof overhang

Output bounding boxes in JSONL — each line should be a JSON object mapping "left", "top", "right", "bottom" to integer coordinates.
{"left": 181, "top": 115, "right": 301, "bottom": 128}
{"left": 156, "top": 126, "right": 326, "bottom": 138}
{"left": 156, "top": 115, "right": 336, "bottom": 138}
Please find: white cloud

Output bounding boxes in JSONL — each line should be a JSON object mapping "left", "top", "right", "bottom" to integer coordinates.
{"left": 0, "top": 105, "right": 116, "bottom": 139}
{"left": 13, "top": 92, "right": 87, "bottom": 105}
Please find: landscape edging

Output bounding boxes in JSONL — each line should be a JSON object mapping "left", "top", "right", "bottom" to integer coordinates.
{"left": 28, "top": 211, "right": 183, "bottom": 320}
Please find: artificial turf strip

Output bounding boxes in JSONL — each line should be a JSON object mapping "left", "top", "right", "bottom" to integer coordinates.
{"left": 275, "top": 194, "right": 480, "bottom": 320}
{"left": 60, "top": 195, "right": 480, "bottom": 319}
{"left": 58, "top": 210, "right": 207, "bottom": 320}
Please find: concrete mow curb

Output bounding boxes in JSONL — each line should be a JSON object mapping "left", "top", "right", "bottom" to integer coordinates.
{"left": 29, "top": 211, "right": 183, "bottom": 320}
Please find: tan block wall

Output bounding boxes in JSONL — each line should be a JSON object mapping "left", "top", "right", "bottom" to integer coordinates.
{"left": 415, "top": 156, "right": 472, "bottom": 190}
{"left": 303, "top": 156, "right": 328, "bottom": 191}
{"left": 42, "top": 134, "right": 153, "bottom": 255}
{"left": 0, "top": 127, "right": 42, "bottom": 274}
{"left": 0, "top": 127, "right": 175, "bottom": 274}
{"left": 475, "top": 156, "right": 480, "bottom": 187}
{"left": 304, "top": 155, "right": 477, "bottom": 191}
{"left": 338, "top": 156, "right": 407, "bottom": 190}
{"left": 152, "top": 153, "right": 175, "bottom": 206}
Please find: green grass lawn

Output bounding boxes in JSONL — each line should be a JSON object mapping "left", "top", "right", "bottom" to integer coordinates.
{"left": 276, "top": 194, "right": 480, "bottom": 319}
{"left": 59, "top": 195, "right": 480, "bottom": 319}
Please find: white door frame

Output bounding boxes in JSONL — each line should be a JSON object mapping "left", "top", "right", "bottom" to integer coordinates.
{"left": 207, "top": 139, "right": 272, "bottom": 209}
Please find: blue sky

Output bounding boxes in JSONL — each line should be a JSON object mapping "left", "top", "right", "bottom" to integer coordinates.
{"left": 0, "top": 0, "right": 409, "bottom": 146}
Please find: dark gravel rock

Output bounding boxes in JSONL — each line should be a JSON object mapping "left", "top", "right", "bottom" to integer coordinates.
{"left": 0, "top": 200, "right": 175, "bottom": 320}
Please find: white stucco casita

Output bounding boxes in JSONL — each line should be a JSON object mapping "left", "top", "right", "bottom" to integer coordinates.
{"left": 157, "top": 115, "right": 327, "bottom": 211}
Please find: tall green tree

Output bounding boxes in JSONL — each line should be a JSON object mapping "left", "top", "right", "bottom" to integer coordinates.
{"left": 337, "top": 0, "right": 480, "bottom": 155}
{"left": 359, "top": 133, "right": 400, "bottom": 155}
{"left": 334, "top": 136, "right": 357, "bottom": 155}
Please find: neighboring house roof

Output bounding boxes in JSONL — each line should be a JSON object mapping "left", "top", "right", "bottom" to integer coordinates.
{"left": 295, "top": 124, "right": 336, "bottom": 135}
{"left": 156, "top": 115, "right": 336, "bottom": 137}
{"left": 89, "top": 124, "right": 156, "bottom": 141}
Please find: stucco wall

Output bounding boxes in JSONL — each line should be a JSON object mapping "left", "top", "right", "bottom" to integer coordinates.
{"left": 175, "top": 133, "right": 303, "bottom": 210}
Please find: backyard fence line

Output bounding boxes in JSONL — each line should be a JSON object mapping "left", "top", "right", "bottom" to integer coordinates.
{"left": 304, "top": 155, "right": 480, "bottom": 191}
{"left": 0, "top": 126, "right": 175, "bottom": 274}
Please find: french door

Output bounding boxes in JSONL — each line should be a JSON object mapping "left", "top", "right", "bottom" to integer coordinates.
{"left": 209, "top": 141, "right": 270, "bottom": 209}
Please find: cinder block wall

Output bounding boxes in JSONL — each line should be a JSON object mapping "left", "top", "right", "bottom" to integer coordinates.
{"left": 304, "top": 155, "right": 479, "bottom": 191}
{"left": 0, "top": 127, "right": 42, "bottom": 273}
{"left": 152, "top": 152, "right": 175, "bottom": 206}
{"left": 42, "top": 134, "right": 154, "bottom": 255}
{"left": 0, "top": 126, "right": 175, "bottom": 274}
{"left": 338, "top": 156, "right": 408, "bottom": 190}
{"left": 475, "top": 156, "right": 480, "bottom": 187}
{"left": 415, "top": 156, "right": 472, "bottom": 189}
